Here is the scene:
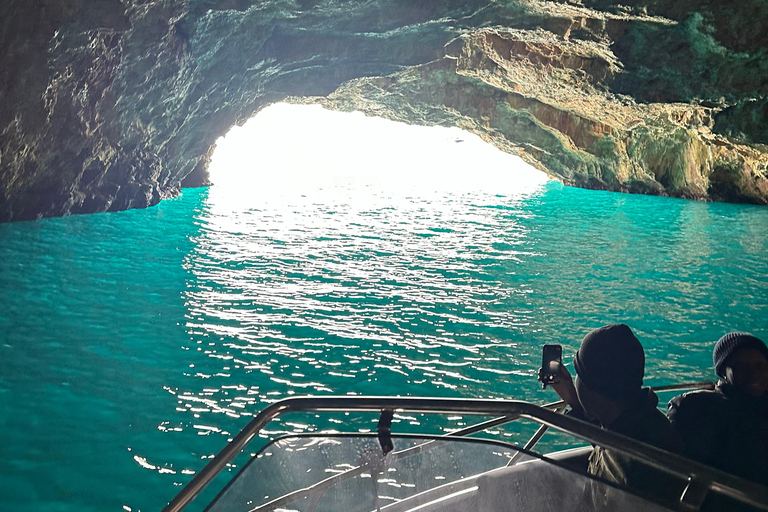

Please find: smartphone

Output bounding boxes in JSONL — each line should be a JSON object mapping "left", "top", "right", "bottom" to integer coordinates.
{"left": 540, "top": 344, "right": 563, "bottom": 386}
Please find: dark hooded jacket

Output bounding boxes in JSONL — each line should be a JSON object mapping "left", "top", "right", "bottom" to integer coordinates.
{"left": 668, "top": 381, "right": 768, "bottom": 486}
{"left": 589, "top": 389, "right": 681, "bottom": 483}
{"left": 588, "top": 389, "right": 683, "bottom": 503}
{"left": 571, "top": 388, "right": 685, "bottom": 507}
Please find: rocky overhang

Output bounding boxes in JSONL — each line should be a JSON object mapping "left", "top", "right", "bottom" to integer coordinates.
{"left": 1, "top": 0, "right": 766, "bottom": 222}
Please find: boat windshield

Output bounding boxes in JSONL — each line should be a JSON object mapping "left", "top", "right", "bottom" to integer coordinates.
{"left": 206, "top": 434, "right": 674, "bottom": 512}
{"left": 164, "top": 394, "right": 768, "bottom": 512}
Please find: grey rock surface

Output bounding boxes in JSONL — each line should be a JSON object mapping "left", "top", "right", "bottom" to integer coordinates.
{"left": 1, "top": 0, "right": 767, "bottom": 221}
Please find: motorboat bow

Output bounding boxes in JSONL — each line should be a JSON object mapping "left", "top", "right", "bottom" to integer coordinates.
{"left": 161, "top": 382, "right": 768, "bottom": 512}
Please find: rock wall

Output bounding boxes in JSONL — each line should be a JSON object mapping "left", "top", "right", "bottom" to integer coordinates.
{"left": 1, "top": 0, "right": 767, "bottom": 222}
{"left": 312, "top": 24, "right": 768, "bottom": 203}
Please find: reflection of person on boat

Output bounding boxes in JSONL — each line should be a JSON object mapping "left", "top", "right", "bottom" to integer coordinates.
{"left": 668, "top": 332, "right": 768, "bottom": 486}
{"left": 541, "top": 324, "right": 682, "bottom": 503}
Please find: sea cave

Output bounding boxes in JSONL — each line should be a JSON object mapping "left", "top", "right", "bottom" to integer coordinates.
{"left": 2, "top": 0, "right": 768, "bottom": 222}
{"left": 2, "top": 3, "right": 768, "bottom": 512}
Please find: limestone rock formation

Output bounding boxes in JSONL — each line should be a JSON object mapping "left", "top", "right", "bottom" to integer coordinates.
{"left": 1, "top": 0, "right": 767, "bottom": 222}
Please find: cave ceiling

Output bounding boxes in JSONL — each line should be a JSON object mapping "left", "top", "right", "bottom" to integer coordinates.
{"left": 1, "top": 0, "right": 767, "bottom": 222}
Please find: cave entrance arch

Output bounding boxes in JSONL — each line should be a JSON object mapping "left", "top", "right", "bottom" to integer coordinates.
{"left": 205, "top": 103, "right": 550, "bottom": 207}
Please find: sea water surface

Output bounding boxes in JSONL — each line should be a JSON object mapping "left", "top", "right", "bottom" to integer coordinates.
{"left": 1, "top": 109, "right": 767, "bottom": 512}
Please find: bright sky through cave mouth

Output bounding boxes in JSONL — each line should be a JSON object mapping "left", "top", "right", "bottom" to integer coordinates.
{"left": 207, "top": 103, "right": 550, "bottom": 203}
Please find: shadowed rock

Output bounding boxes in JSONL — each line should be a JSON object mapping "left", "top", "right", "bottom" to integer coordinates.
{"left": 1, "top": 0, "right": 767, "bottom": 221}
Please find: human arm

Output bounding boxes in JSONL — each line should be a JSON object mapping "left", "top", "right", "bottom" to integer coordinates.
{"left": 539, "top": 362, "right": 585, "bottom": 417}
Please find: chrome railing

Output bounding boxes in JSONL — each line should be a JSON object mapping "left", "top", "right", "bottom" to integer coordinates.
{"left": 505, "top": 380, "right": 717, "bottom": 464}
{"left": 162, "top": 382, "right": 768, "bottom": 512}
{"left": 246, "top": 397, "right": 570, "bottom": 512}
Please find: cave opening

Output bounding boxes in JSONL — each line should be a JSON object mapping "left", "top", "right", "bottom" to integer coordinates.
{"left": 205, "top": 103, "right": 550, "bottom": 209}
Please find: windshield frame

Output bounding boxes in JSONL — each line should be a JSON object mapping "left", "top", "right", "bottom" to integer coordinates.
{"left": 163, "top": 395, "right": 768, "bottom": 512}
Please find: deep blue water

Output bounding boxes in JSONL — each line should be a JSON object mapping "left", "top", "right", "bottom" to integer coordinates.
{"left": 1, "top": 181, "right": 767, "bottom": 512}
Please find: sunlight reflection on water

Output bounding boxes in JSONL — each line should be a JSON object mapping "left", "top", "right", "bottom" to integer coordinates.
{"left": 187, "top": 104, "right": 550, "bottom": 408}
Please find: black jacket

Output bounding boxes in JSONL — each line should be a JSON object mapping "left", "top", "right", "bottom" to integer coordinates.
{"left": 668, "top": 381, "right": 768, "bottom": 486}
{"left": 589, "top": 389, "right": 683, "bottom": 504}
{"left": 571, "top": 388, "right": 684, "bottom": 506}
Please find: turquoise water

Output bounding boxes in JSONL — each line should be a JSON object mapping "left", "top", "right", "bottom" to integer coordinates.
{"left": 1, "top": 181, "right": 767, "bottom": 512}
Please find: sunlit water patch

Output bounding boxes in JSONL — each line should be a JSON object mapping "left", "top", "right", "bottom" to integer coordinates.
{"left": 1, "top": 105, "right": 767, "bottom": 512}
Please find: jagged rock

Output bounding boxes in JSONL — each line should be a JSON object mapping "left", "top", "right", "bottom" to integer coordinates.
{"left": 1, "top": 0, "right": 767, "bottom": 221}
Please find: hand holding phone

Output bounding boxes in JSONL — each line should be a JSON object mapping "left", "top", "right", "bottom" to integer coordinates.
{"left": 538, "top": 344, "right": 562, "bottom": 389}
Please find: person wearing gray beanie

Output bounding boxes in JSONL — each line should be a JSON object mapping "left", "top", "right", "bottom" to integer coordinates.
{"left": 668, "top": 332, "right": 768, "bottom": 486}
{"left": 541, "top": 324, "right": 682, "bottom": 504}
{"left": 712, "top": 332, "right": 768, "bottom": 395}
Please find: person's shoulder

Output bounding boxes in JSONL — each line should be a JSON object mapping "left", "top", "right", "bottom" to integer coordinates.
{"left": 668, "top": 388, "right": 726, "bottom": 422}
{"left": 670, "top": 387, "right": 725, "bottom": 406}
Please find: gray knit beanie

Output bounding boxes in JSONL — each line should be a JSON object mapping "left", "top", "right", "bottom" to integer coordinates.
{"left": 713, "top": 332, "right": 768, "bottom": 378}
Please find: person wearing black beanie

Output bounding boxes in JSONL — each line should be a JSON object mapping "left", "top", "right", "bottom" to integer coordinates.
{"left": 542, "top": 324, "right": 683, "bottom": 504}
{"left": 668, "top": 332, "right": 768, "bottom": 486}
{"left": 573, "top": 324, "right": 645, "bottom": 403}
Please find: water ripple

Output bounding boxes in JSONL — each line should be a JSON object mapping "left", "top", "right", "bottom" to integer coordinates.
{"left": 2, "top": 180, "right": 767, "bottom": 512}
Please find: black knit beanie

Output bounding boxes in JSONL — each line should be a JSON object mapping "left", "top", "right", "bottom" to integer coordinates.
{"left": 713, "top": 332, "right": 768, "bottom": 378}
{"left": 573, "top": 324, "right": 645, "bottom": 401}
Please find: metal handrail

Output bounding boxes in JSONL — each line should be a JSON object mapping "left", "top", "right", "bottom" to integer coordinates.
{"left": 443, "top": 398, "right": 564, "bottom": 438}
{"left": 505, "top": 380, "right": 718, "bottom": 463}
{"left": 248, "top": 398, "right": 567, "bottom": 512}
{"left": 161, "top": 391, "right": 767, "bottom": 512}
{"left": 162, "top": 397, "right": 566, "bottom": 512}
{"left": 506, "top": 404, "right": 566, "bottom": 466}
{"left": 649, "top": 381, "right": 716, "bottom": 393}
